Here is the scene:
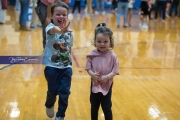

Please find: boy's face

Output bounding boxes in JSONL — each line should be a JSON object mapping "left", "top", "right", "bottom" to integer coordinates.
{"left": 51, "top": 6, "right": 68, "bottom": 27}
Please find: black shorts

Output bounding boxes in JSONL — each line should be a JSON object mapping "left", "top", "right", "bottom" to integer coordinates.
{"left": 140, "top": 1, "right": 149, "bottom": 15}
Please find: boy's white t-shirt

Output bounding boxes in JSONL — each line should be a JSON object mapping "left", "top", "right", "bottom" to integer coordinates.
{"left": 42, "top": 23, "right": 74, "bottom": 69}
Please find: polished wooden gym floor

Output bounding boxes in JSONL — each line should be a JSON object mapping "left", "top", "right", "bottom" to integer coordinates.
{"left": 0, "top": 6, "right": 180, "bottom": 120}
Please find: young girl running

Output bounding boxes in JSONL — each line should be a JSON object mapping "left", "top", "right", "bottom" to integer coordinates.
{"left": 85, "top": 23, "right": 120, "bottom": 120}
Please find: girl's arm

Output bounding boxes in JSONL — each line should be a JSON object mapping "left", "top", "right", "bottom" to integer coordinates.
{"left": 87, "top": 70, "right": 101, "bottom": 82}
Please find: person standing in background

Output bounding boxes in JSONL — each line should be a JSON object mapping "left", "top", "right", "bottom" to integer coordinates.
{"left": 117, "top": 0, "right": 129, "bottom": 28}
{"left": 139, "top": 0, "right": 151, "bottom": 30}
{"left": 94, "top": 0, "right": 106, "bottom": 15}
{"left": 166, "top": 0, "right": 171, "bottom": 18}
{"left": 111, "top": 0, "right": 118, "bottom": 15}
{"left": 0, "top": 0, "right": 8, "bottom": 24}
{"left": 68, "top": 0, "right": 82, "bottom": 19}
{"left": 154, "top": 0, "right": 167, "bottom": 21}
{"left": 30, "top": 0, "right": 42, "bottom": 28}
{"left": 169, "top": 0, "right": 180, "bottom": 18}
{"left": 127, "top": 0, "right": 135, "bottom": 27}
{"left": 15, "top": 0, "right": 21, "bottom": 10}
{"left": 35, "top": 0, "right": 59, "bottom": 49}
{"left": 19, "top": 0, "right": 32, "bottom": 30}
{"left": 85, "top": 0, "right": 93, "bottom": 17}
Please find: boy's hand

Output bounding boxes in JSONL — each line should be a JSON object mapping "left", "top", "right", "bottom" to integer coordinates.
{"left": 59, "top": 22, "right": 73, "bottom": 34}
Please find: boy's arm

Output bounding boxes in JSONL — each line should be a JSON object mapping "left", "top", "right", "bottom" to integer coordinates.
{"left": 48, "top": 22, "right": 73, "bottom": 34}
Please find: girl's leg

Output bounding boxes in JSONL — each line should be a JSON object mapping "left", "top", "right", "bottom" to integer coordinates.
{"left": 90, "top": 91, "right": 101, "bottom": 120}
{"left": 101, "top": 85, "right": 113, "bottom": 120}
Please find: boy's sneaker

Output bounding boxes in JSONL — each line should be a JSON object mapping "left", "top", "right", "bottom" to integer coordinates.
{"left": 46, "top": 106, "right": 54, "bottom": 118}
{"left": 55, "top": 116, "right": 64, "bottom": 120}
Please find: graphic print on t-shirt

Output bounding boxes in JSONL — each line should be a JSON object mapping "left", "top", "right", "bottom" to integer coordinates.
{"left": 51, "top": 34, "right": 72, "bottom": 66}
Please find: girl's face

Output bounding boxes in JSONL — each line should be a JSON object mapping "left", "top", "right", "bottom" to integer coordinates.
{"left": 95, "top": 33, "right": 110, "bottom": 52}
{"left": 51, "top": 6, "right": 68, "bottom": 27}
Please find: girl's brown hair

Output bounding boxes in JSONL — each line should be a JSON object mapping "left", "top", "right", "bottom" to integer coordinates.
{"left": 93, "top": 23, "right": 114, "bottom": 49}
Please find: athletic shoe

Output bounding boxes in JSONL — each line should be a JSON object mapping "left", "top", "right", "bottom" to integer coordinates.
{"left": 46, "top": 106, "right": 54, "bottom": 118}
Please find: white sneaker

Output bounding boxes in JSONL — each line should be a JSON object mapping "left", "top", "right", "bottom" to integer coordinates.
{"left": 95, "top": 11, "right": 99, "bottom": 15}
{"left": 84, "top": 13, "right": 90, "bottom": 18}
{"left": 46, "top": 106, "right": 54, "bottom": 118}
{"left": 166, "top": 14, "right": 170, "bottom": 18}
{"left": 68, "top": 13, "right": 73, "bottom": 20}
{"left": 102, "top": 11, "right": 106, "bottom": 15}
{"left": 139, "top": 23, "right": 142, "bottom": 28}
{"left": 55, "top": 116, "right": 64, "bottom": 120}
{"left": 141, "top": 24, "right": 148, "bottom": 30}
{"left": 144, "top": 24, "right": 148, "bottom": 29}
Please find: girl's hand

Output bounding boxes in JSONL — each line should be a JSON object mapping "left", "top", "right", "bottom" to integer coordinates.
{"left": 91, "top": 72, "right": 101, "bottom": 83}
{"left": 59, "top": 22, "right": 73, "bottom": 34}
{"left": 98, "top": 75, "right": 109, "bottom": 84}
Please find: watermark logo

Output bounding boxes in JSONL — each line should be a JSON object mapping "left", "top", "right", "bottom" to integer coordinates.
{"left": 0, "top": 56, "right": 42, "bottom": 64}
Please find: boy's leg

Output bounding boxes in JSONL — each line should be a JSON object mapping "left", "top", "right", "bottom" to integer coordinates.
{"left": 56, "top": 68, "right": 72, "bottom": 118}
{"left": 44, "top": 67, "right": 60, "bottom": 118}
{"left": 101, "top": 85, "right": 112, "bottom": 120}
